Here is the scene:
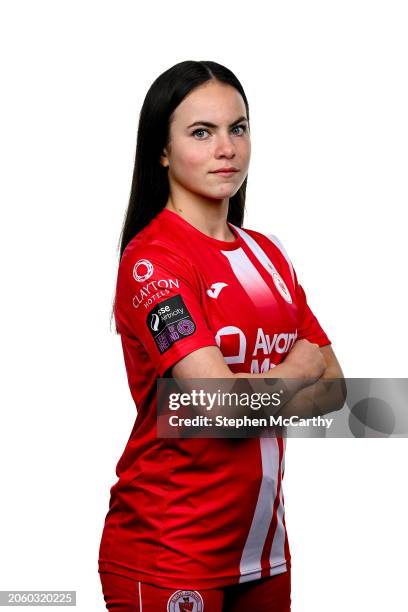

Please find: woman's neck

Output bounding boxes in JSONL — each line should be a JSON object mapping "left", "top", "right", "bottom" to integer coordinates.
{"left": 165, "top": 193, "right": 235, "bottom": 242}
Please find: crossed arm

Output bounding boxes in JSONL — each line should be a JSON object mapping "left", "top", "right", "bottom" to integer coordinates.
{"left": 271, "top": 344, "right": 347, "bottom": 418}
{"left": 170, "top": 343, "right": 346, "bottom": 420}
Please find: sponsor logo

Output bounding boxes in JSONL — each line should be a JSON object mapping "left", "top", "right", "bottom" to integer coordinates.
{"left": 147, "top": 294, "right": 196, "bottom": 354}
{"left": 214, "top": 326, "right": 298, "bottom": 371}
{"left": 206, "top": 282, "right": 228, "bottom": 299}
{"left": 167, "top": 589, "right": 204, "bottom": 612}
{"left": 253, "top": 329, "right": 298, "bottom": 355}
{"left": 251, "top": 328, "right": 298, "bottom": 372}
{"left": 215, "top": 326, "right": 247, "bottom": 365}
{"left": 133, "top": 259, "right": 154, "bottom": 282}
{"left": 132, "top": 278, "right": 180, "bottom": 310}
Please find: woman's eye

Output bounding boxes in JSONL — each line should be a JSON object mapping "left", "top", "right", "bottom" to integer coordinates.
{"left": 192, "top": 128, "right": 209, "bottom": 139}
{"left": 232, "top": 124, "right": 247, "bottom": 135}
{"left": 191, "top": 124, "right": 248, "bottom": 139}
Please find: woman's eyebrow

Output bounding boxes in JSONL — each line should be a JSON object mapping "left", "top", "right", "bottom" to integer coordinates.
{"left": 187, "top": 116, "right": 248, "bottom": 129}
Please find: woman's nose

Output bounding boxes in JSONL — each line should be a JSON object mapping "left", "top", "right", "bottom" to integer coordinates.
{"left": 214, "top": 132, "right": 235, "bottom": 157}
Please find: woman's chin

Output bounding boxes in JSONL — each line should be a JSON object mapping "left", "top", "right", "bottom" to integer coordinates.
{"left": 207, "top": 185, "right": 237, "bottom": 200}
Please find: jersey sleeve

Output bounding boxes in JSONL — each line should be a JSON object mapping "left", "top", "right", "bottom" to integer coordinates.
{"left": 266, "top": 233, "right": 331, "bottom": 347}
{"left": 114, "top": 241, "right": 218, "bottom": 377}
{"left": 293, "top": 268, "right": 331, "bottom": 347}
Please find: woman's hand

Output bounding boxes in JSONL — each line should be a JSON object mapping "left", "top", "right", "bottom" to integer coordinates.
{"left": 283, "top": 338, "right": 327, "bottom": 386}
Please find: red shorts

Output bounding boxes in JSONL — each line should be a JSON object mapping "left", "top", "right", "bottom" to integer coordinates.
{"left": 99, "top": 569, "right": 291, "bottom": 611}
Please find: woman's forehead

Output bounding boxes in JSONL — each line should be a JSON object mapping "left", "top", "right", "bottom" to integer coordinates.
{"left": 173, "top": 82, "right": 247, "bottom": 125}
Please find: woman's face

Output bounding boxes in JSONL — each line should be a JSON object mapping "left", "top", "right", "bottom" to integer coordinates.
{"left": 161, "top": 80, "right": 251, "bottom": 201}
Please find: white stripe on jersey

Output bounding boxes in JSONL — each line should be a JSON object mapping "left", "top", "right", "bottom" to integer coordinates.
{"left": 269, "top": 472, "right": 286, "bottom": 569}
{"left": 265, "top": 234, "right": 295, "bottom": 288}
{"left": 238, "top": 437, "right": 281, "bottom": 582}
{"left": 220, "top": 247, "right": 276, "bottom": 304}
{"left": 231, "top": 226, "right": 296, "bottom": 292}
{"left": 224, "top": 228, "right": 290, "bottom": 580}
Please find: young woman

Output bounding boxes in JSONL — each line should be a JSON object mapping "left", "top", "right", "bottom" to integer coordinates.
{"left": 98, "top": 60, "right": 344, "bottom": 611}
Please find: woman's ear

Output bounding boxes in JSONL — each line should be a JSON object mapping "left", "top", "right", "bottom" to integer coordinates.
{"left": 160, "top": 148, "right": 169, "bottom": 168}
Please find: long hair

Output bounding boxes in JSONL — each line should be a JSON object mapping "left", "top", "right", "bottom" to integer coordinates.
{"left": 111, "top": 60, "right": 250, "bottom": 331}
{"left": 118, "top": 60, "right": 250, "bottom": 260}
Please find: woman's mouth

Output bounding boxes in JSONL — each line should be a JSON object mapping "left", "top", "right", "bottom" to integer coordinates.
{"left": 211, "top": 168, "right": 239, "bottom": 177}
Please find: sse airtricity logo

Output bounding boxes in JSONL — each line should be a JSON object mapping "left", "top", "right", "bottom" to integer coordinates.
{"left": 167, "top": 589, "right": 204, "bottom": 612}
{"left": 150, "top": 313, "right": 160, "bottom": 332}
{"left": 133, "top": 259, "right": 154, "bottom": 282}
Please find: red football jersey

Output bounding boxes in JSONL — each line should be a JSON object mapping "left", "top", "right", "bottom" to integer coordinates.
{"left": 98, "top": 207, "right": 331, "bottom": 589}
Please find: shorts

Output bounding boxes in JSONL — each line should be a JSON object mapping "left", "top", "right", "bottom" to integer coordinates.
{"left": 99, "top": 569, "right": 291, "bottom": 611}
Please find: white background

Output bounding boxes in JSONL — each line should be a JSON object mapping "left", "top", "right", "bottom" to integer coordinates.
{"left": 1, "top": 1, "right": 407, "bottom": 610}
